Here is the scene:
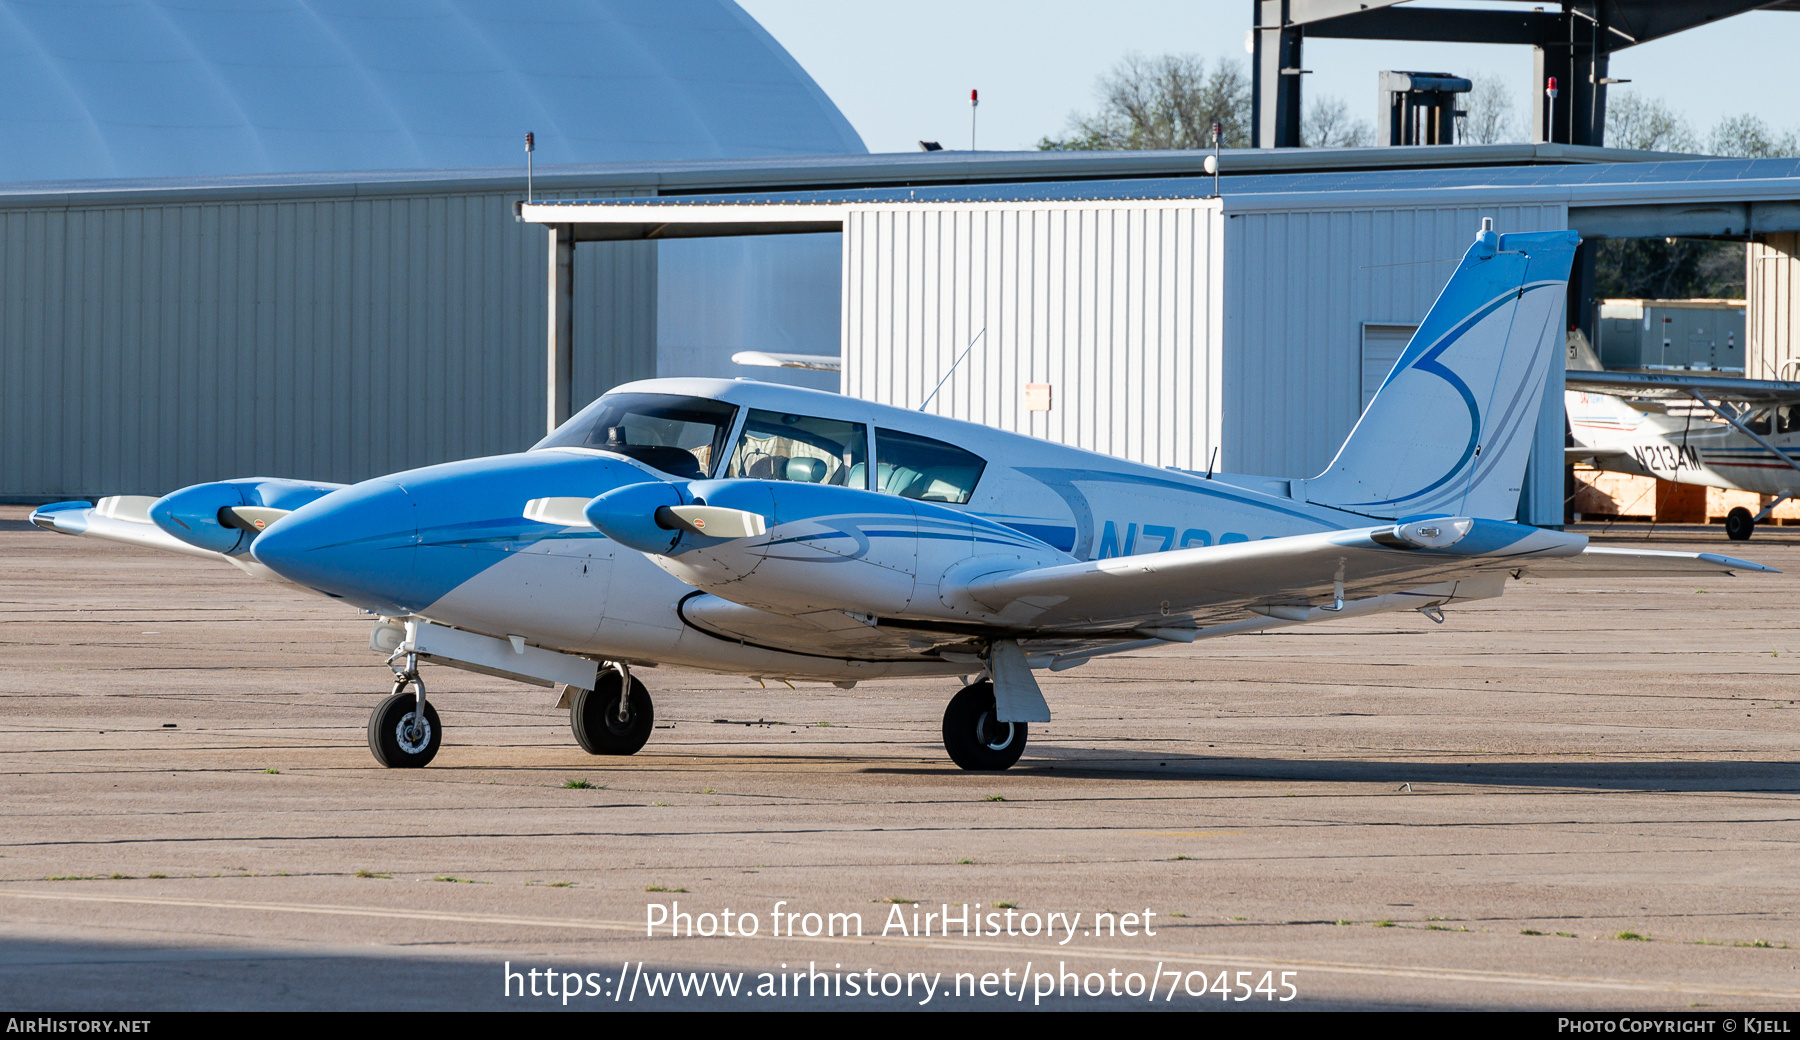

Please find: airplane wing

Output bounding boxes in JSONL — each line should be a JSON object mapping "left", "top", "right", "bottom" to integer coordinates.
{"left": 30, "top": 478, "right": 348, "bottom": 581}
{"left": 30, "top": 498, "right": 226, "bottom": 561}
{"left": 1566, "top": 371, "right": 1800, "bottom": 404}
{"left": 1565, "top": 446, "right": 1630, "bottom": 463}
{"left": 946, "top": 518, "right": 1774, "bottom": 634}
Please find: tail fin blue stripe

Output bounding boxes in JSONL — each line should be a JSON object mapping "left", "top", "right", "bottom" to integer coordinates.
{"left": 1335, "top": 280, "right": 1563, "bottom": 509}
{"left": 1300, "top": 225, "right": 1581, "bottom": 521}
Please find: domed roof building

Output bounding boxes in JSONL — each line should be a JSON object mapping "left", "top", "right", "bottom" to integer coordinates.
{"left": 0, "top": 0, "right": 868, "bottom": 499}
{"left": 0, "top": 0, "right": 864, "bottom": 183}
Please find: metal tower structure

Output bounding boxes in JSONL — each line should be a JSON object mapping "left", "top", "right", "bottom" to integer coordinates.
{"left": 1252, "top": 1, "right": 1798, "bottom": 150}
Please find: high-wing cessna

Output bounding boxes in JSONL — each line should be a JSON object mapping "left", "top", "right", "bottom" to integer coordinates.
{"left": 1566, "top": 370, "right": 1800, "bottom": 540}
{"left": 30, "top": 224, "right": 1776, "bottom": 771}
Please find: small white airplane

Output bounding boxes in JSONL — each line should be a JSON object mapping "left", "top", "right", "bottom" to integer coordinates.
{"left": 30, "top": 223, "right": 1776, "bottom": 771}
{"left": 1566, "top": 370, "right": 1800, "bottom": 540}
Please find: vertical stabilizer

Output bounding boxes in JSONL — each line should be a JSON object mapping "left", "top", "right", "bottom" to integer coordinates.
{"left": 1299, "top": 224, "right": 1580, "bottom": 521}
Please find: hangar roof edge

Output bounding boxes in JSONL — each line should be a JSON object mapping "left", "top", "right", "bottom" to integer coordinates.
{"left": 0, "top": 143, "right": 1693, "bottom": 210}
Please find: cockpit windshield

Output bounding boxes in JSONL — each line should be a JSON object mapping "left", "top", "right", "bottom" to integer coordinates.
{"left": 534, "top": 393, "right": 738, "bottom": 479}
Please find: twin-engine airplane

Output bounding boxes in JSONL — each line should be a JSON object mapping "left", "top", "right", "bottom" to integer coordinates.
{"left": 1566, "top": 370, "right": 1800, "bottom": 540}
{"left": 31, "top": 224, "right": 1776, "bottom": 771}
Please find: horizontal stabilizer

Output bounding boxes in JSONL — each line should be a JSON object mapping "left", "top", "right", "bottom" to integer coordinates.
{"left": 1514, "top": 546, "right": 1776, "bottom": 576}
{"left": 731, "top": 350, "right": 842, "bottom": 372}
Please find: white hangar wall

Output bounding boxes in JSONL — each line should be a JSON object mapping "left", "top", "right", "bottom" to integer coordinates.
{"left": 841, "top": 196, "right": 1570, "bottom": 526}
{"left": 841, "top": 199, "right": 1226, "bottom": 471}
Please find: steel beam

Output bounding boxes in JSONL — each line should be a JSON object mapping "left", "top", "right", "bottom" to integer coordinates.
{"left": 1252, "top": 1, "right": 1305, "bottom": 148}
{"left": 1306, "top": 7, "right": 1561, "bottom": 42}
{"left": 1270, "top": 1, "right": 1784, "bottom": 150}
{"left": 547, "top": 224, "right": 574, "bottom": 435}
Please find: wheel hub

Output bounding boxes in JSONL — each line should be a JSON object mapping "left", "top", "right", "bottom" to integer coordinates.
{"left": 976, "top": 710, "right": 1014, "bottom": 750}
{"left": 395, "top": 713, "right": 432, "bottom": 754}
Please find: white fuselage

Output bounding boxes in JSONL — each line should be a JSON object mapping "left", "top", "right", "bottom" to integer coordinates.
{"left": 1566, "top": 390, "right": 1800, "bottom": 495}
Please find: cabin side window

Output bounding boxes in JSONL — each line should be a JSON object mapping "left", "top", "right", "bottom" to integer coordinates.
{"left": 726, "top": 410, "right": 870, "bottom": 487}
{"left": 874, "top": 428, "right": 986, "bottom": 504}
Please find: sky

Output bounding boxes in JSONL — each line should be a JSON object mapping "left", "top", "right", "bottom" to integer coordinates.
{"left": 736, "top": 0, "right": 1800, "bottom": 153}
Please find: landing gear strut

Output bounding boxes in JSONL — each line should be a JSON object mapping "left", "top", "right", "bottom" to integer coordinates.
{"left": 942, "top": 679, "right": 1027, "bottom": 771}
{"left": 570, "top": 662, "right": 655, "bottom": 755}
{"left": 369, "top": 652, "right": 441, "bottom": 767}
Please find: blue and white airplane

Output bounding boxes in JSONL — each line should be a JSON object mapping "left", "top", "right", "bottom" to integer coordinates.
{"left": 30, "top": 224, "right": 1776, "bottom": 771}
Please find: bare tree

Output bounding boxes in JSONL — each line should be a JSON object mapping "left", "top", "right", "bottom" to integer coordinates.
{"left": 1605, "top": 91, "right": 1697, "bottom": 152}
{"left": 1458, "top": 72, "right": 1518, "bottom": 144}
{"left": 1302, "top": 95, "right": 1373, "bottom": 148}
{"left": 1040, "top": 53, "right": 1250, "bottom": 151}
{"left": 1708, "top": 113, "right": 1800, "bottom": 158}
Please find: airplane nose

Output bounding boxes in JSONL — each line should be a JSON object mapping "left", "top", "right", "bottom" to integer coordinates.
{"left": 250, "top": 480, "right": 420, "bottom": 614}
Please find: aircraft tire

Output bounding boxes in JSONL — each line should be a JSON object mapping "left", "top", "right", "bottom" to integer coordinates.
{"left": 942, "top": 680, "right": 1027, "bottom": 771}
{"left": 1727, "top": 507, "right": 1755, "bottom": 541}
{"left": 368, "top": 692, "right": 441, "bottom": 768}
{"left": 571, "top": 673, "right": 654, "bottom": 756}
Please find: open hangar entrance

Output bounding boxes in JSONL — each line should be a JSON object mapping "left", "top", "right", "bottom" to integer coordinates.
{"left": 1565, "top": 174, "right": 1800, "bottom": 524}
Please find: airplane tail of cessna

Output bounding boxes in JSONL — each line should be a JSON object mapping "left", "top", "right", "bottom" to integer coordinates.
{"left": 1299, "top": 223, "right": 1581, "bottom": 521}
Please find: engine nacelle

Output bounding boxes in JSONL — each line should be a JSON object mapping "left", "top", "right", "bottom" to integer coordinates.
{"left": 151, "top": 477, "right": 344, "bottom": 555}
{"left": 618, "top": 479, "right": 1073, "bottom": 622}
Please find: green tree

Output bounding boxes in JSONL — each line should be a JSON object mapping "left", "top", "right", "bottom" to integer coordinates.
{"left": 1040, "top": 53, "right": 1250, "bottom": 151}
{"left": 1593, "top": 238, "right": 1744, "bottom": 301}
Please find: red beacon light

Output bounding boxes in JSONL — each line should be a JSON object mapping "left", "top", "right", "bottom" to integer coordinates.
{"left": 1546, "top": 76, "right": 1559, "bottom": 99}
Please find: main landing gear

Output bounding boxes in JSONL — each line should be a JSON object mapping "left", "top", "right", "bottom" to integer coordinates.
{"left": 369, "top": 652, "right": 440, "bottom": 768}
{"left": 1726, "top": 506, "right": 1756, "bottom": 541}
{"left": 570, "top": 662, "right": 655, "bottom": 756}
{"left": 363, "top": 650, "right": 655, "bottom": 767}
{"left": 941, "top": 679, "right": 1028, "bottom": 771}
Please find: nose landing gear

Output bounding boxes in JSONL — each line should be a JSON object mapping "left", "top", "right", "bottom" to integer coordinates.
{"left": 369, "top": 653, "right": 441, "bottom": 767}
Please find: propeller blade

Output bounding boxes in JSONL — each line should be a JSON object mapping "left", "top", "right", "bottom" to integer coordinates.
{"left": 656, "top": 504, "right": 768, "bottom": 539}
{"left": 523, "top": 497, "right": 597, "bottom": 528}
{"left": 218, "top": 506, "right": 290, "bottom": 535}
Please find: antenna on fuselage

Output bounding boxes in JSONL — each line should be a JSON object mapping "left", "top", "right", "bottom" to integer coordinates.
{"left": 918, "top": 328, "right": 987, "bottom": 412}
